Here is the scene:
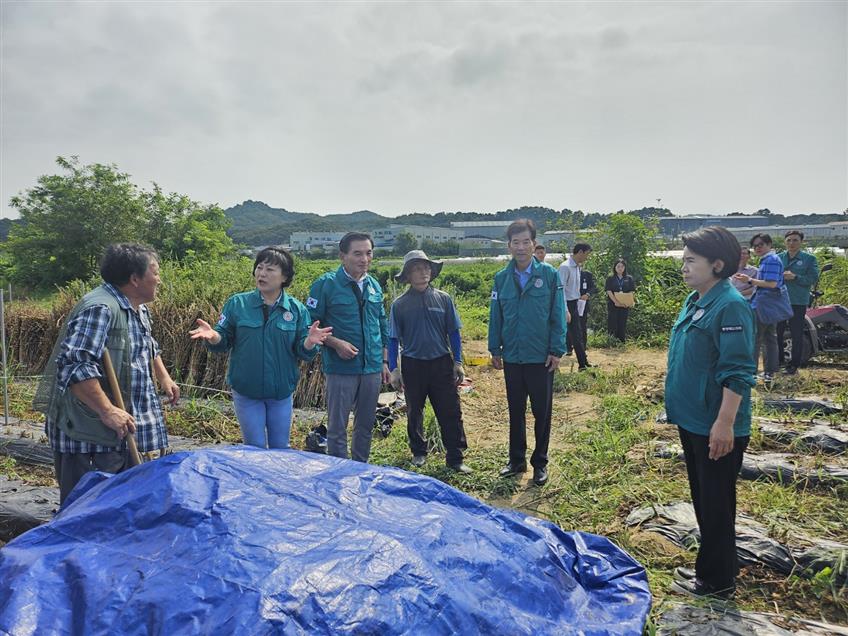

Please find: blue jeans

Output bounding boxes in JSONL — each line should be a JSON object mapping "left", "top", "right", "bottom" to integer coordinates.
{"left": 231, "top": 390, "right": 293, "bottom": 449}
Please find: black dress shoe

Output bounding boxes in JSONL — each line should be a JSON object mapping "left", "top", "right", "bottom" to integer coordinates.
{"left": 532, "top": 466, "right": 548, "bottom": 486}
{"left": 673, "top": 566, "right": 696, "bottom": 581}
{"left": 670, "top": 577, "right": 734, "bottom": 600}
{"left": 783, "top": 366, "right": 798, "bottom": 376}
{"left": 448, "top": 463, "right": 472, "bottom": 474}
{"left": 499, "top": 463, "right": 527, "bottom": 478}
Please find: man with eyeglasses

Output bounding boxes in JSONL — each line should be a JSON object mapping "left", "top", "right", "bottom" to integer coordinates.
{"left": 732, "top": 233, "right": 783, "bottom": 383}
{"left": 776, "top": 230, "right": 819, "bottom": 375}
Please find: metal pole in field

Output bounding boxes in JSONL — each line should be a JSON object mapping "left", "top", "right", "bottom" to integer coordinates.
{"left": 1, "top": 289, "right": 8, "bottom": 425}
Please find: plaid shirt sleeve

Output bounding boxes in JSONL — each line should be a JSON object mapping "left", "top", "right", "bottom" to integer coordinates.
{"left": 56, "top": 305, "right": 111, "bottom": 392}
{"left": 758, "top": 254, "right": 783, "bottom": 283}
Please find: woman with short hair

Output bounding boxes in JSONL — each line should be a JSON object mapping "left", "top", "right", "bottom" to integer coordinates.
{"left": 666, "top": 226, "right": 756, "bottom": 599}
{"left": 190, "top": 247, "right": 331, "bottom": 448}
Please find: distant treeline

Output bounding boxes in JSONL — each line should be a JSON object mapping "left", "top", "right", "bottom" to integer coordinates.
{"left": 223, "top": 200, "right": 846, "bottom": 246}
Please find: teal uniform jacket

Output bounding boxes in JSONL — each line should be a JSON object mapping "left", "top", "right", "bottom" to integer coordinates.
{"left": 307, "top": 265, "right": 389, "bottom": 375}
{"left": 208, "top": 289, "right": 318, "bottom": 400}
{"left": 488, "top": 258, "right": 567, "bottom": 363}
{"left": 778, "top": 250, "right": 820, "bottom": 306}
{"left": 665, "top": 279, "right": 756, "bottom": 437}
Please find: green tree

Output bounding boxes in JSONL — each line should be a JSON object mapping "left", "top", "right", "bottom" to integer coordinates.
{"left": 589, "top": 213, "right": 659, "bottom": 284}
{"left": 394, "top": 231, "right": 418, "bottom": 255}
{"left": 142, "top": 186, "right": 234, "bottom": 261}
{"left": 7, "top": 157, "right": 147, "bottom": 288}
{"left": 6, "top": 157, "right": 236, "bottom": 289}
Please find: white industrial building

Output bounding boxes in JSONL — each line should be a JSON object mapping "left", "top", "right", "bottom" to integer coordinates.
{"left": 372, "top": 225, "right": 464, "bottom": 249}
{"left": 289, "top": 231, "right": 345, "bottom": 252}
{"left": 450, "top": 220, "right": 513, "bottom": 239}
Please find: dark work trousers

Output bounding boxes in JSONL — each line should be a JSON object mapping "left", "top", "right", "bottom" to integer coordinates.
{"left": 776, "top": 304, "right": 807, "bottom": 368}
{"left": 678, "top": 427, "right": 749, "bottom": 589}
{"left": 565, "top": 299, "right": 589, "bottom": 367}
{"left": 503, "top": 362, "right": 554, "bottom": 469}
{"left": 580, "top": 301, "right": 590, "bottom": 345}
{"left": 607, "top": 304, "right": 630, "bottom": 342}
{"left": 401, "top": 354, "right": 468, "bottom": 466}
{"left": 53, "top": 448, "right": 137, "bottom": 505}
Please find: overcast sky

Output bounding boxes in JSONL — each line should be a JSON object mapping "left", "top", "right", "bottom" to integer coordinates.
{"left": 1, "top": 1, "right": 845, "bottom": 219}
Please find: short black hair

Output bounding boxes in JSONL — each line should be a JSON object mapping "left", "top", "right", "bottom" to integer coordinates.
{"left": 573, "top": 243, "right": 592, "bottom": 254}
{"left": 339, "top": 232, "right": 374, "bottom": 253}
{"left": 100, "top": 243, "right": 158, "bottom": 286}
{"left": 612, "top": 258, "right": 627, "bottom": 276}
{"left": 534, "top": 244, "right": 546, "bottom": 252}
{"left": 253, "top": 246, "right": 295, "bottom": 289}
{"left": 749, "top": 233, "right": 773, "bottom": 247}
{"left": 507, "top": 219, "right": 536, "bottom": 241}
{"left": 784, "top": 229, "right": 804, "bottom": 240}
{"left": 682, "top": 226, "right": 740, "bottom": 279}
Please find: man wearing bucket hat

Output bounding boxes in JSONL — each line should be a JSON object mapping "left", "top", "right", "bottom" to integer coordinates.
{"left": 388, "top": 250, "right": 471, "bottom": 473}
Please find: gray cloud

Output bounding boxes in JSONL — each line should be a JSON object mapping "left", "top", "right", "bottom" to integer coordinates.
{"left": 1, "top": 1, "right": 845, "bottom": 217}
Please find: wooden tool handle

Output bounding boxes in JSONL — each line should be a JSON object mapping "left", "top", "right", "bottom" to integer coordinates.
{"left": 102, "top": 350, "right": 143, "bottom": 466}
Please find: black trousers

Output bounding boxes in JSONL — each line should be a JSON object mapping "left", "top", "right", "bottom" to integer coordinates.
{"left": 503, "top": 362, "right": 554, "bottom": 469}
{"left": 565, "top": 299, "right": 589, "bottom": 368}
{"left": 607, "top": 304, "right": 630, "bottom": 342}
{"left": 678, "top": 427, "right": 749, "bottom": 589}
{"left": 402, "top": 354, "right": 467, "bottom": 465}
{"left": 580, "top": 301, "right": 590, "bottom": 345}
{"left": 53, "top": 448, "right": 137, "bottom": 505}
{"left": 777, "top": 304, "right": 807, "bottom": 368}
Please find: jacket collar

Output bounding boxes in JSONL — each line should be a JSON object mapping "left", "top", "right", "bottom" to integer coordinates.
{"left": 103, "top": 283, "right": 136, "bottom": 312}
{"left": 508, "top": 257, "right": 541, "bottom": 276}
{"left": 334, "top": 264, "right": 372, "bottom": 291}
{"left": 248, "top": 288, "right": 291, "bottom": 311}
{"left": 693, "top": 278, "right": 731, "bottom": 309}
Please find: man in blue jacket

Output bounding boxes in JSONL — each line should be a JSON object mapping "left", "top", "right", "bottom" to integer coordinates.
{"left": 488, "top": 219, "right": 567, "bottom": 486}
{"left": 307, "top": 233, "right": 390, "bottom": 462}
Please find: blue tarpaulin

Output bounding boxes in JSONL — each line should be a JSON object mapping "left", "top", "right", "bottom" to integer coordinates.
{"left": 0, "top": 447, "right": 651, "bottom": 635}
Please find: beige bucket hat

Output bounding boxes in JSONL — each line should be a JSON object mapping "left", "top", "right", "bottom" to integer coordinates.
{"left": 395, "top": 250, "right": 444, "bottom": 283}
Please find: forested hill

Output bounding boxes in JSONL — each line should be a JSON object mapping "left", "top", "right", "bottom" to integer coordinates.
{"left": 224, "top": 201, "right": 576, "bottom": 245}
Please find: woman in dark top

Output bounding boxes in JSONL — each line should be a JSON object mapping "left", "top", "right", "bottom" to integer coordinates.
{"left": 605, "top": 258, "right": 636, "bottom": 342}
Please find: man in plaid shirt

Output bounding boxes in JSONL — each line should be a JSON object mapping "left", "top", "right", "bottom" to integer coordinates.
{"left": 39, "top": 244, "right": 180, "bottom": 503}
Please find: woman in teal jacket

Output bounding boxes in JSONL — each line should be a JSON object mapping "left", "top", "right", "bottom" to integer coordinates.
{"left": 190, "top": 247, "right": 331, "bottom": 448}
{"left": 666, "top": 227, "right": 756, "bottom": 600}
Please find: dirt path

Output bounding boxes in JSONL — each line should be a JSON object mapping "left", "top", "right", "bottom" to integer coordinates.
{"left": 460, "top": 340, "right": 668, "bottom": 452}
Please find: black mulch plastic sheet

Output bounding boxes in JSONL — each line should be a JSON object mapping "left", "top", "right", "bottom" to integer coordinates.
{"left": 761, "top": 397, "right": 843, "bottom": 415}
{"left": 625, "top": 501, "right": 847, "bottom": 584}
{"left": 755, "top": 417, "right": 848, "bottom": 454}
{"left": 657, "top": 603, "right": 848, "bottom": 635}
{"left": 0, "top": 476, "right": 58, "bottom": 542}
{"left": 653, "top": 442, "right": 848, "bottom": 488}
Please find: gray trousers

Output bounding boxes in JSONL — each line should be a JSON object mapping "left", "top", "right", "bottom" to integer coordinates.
{"left": 755, "top": 320, "right": 779, "bottom": 375}
{"left": 325, "top": 373, "right": 381, "bottom": 462}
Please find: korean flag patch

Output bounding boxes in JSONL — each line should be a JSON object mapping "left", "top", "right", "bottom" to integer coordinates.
{"left": 216, "top": 313, "right": 227, "bottom": 326}
{"left": 491, "top": 290, "right": 498, "bottom": 300}
{"left": 306, "top": 297, "right": 318, "bottom": 309}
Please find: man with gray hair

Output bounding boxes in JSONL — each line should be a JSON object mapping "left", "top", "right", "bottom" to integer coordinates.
{"left": 306, "top": 232, "right": 390, "bottom": 463}
{"left": 35, "top": 243, "right": 180, "bottom": 503}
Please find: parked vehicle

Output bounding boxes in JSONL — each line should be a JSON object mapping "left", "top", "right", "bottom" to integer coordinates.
{"left": 782, "top": 263, "right": 848, "bottom": 366}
